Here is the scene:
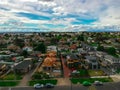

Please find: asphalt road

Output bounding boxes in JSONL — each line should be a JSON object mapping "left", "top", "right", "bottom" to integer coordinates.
{"left": 1, "top": 82, "right": 120, "bottom": 90}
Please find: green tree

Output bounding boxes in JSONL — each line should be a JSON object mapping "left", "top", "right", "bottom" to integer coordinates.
{"left": 51, "top": 38, "right": 59, "bottom": 45}
{"left": 97, "top": 45, "right": 104, "bottom": 51}
{"left": 14, "top": 38, "right": 24, "bottom": 48}
{"left": 34, "top": 42, "right": 46, "bottom": 53}
{"left": 21, "top": 50, "right": 29, "bottom": 58}
{"left": 77, "top": 35, "right": 84, "bottom": 41}
{"left": 32, "top": 72, "right": 42, "bottom": 79}
{"left": 106, "top": 47, "right": 116, "bottom": 55}
{"left": 79, "top": 70, "right": 88, "bottom": 76}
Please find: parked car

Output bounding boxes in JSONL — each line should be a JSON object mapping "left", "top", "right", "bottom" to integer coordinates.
{"left": 72, "top": 70, "right": 79, "bottom": 74}
{"left": 82, "top": 81, "right": 91, "bottom": 86}
{"left": 34, "top": 83, "right": 44, "bottom": 89}
{"left": 45, "top": 83, "right": 54, "bottom": 88}
{"left": 93, "top": 81, "right": 103, "bottom": 86}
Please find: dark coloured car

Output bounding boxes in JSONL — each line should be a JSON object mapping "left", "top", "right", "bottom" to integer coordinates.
{"left": 45, "top": 83, "right": 54, "bottom": 88}
{"left": 93, "top": 81, "right": 103, "bottom": 86}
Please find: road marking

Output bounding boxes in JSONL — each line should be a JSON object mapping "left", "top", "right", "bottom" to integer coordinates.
{"left": 88, "top": 86, "right": 96, "bottom": 90}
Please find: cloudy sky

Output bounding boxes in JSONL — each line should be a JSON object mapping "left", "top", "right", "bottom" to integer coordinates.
{"left": 0, "top": 0, "right": 120, "bottom": 32}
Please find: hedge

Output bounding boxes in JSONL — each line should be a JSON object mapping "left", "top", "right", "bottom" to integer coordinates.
{"left": 0, "top": 81, "right": 19, "bottom": 86}
{"left": 70, "top": 77, "right": 113, "bottom": 84}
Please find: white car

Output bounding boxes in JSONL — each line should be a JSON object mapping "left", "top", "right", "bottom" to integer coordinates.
{"left": 34, "top": 83, "right": 44, "bottom": 89}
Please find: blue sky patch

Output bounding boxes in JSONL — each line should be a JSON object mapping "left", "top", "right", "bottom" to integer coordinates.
{"left": 43, "top": 24, "right": 66, "bottom": 28}
{"left": 0, "top": 7, "right": 10, "bottom": 11}
{"left": 23, "top": 23, "right": 39, "bottom": 27}
{"left": 17, "top": 12, "right": 51, "bottom": 20}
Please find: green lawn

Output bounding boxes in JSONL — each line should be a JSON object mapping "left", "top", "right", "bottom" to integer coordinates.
{"left": 89, "top": 43, "right": 98, "bottom": 47}
{"left": 1, "top": 73, "right": 23, "bottom": 80}
{"left": 29, "top": 79, "right": 57, "bottom": 86}
{"left": 88, "top": 70, "right": 105, "bottom": 76}
{"left": 0, "top": 81, "right": 19, "bottom": 86}
{"left": 70, "top": 77, "right": 113, "bottom": 84}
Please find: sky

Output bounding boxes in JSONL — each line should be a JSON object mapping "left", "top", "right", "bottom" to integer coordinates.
{"left": 0, "top": 0, "right": 120, "bottom": 32}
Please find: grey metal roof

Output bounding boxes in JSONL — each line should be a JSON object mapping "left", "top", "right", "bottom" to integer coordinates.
{"left": 14, "top": 60, "right": 32, "bottom": 69}
{"left": 67, "top": 53, "right": 79, "bottom": 60}
{"left": 85, "top": 56, "right": 97, "bottom": 60}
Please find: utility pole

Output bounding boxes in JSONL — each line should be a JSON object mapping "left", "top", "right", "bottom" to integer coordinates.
{"left": 70, "top": 80, "right": 72, "bottom": 90}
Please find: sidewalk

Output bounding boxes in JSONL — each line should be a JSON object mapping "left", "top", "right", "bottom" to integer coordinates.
{"left": 57, "top": 78, "right": 71, "bottom": 86}
{"left": 110, "top": 74, "right": 120, "bottom": 82}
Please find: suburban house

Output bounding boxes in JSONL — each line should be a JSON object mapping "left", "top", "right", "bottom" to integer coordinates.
{"left": 0, "top": 55, "right": 11, "bottom": 60}
{"left": 66, "top": 54, "right": 81, "bottom": 69}
{"left": 22, "top": 46, "right": 33, "bottom": 53}
{"left": 0, "top": 51, "right": 11, "bottom": 54}
{"left": 85, "top": 56, "right": 100, "bottom": 69}
{"left": 47, "top": 46, "right": 57, "bottom": 52}
{"left": 11, "top": 56, "right": 24, "bottom": 62}
{"left": 104, "top": 55, "right": 120, "bottom": 72}
{"left": 81, "top": 43, "right": 96, "bottom": 51}
{"left": 42, "top": 51, "right": 57, "bottom": 71}
{"left": 14, "top": 59, "right": 33, "bottom": 74}
{"left": 0, "top": 64, "right": 9, "bottom": 75}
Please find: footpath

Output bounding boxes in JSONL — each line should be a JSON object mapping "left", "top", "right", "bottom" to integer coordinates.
{"left": 110, "top": 74, "right": 120, "bottom": 82}
{"left": 57, "top": 78, "right": 71, "bottom": 86}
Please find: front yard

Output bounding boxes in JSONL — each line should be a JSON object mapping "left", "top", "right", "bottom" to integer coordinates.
{"left": 0, "top": 81, "right": 19, "bottom": 86}
{"left": 29, "top": 79, "right": 57, "bottom": 86}
{"left": 88, "top": 70, "right": 106, "bottom": 76}
{"left": 0, "top": 72, "right": 22, "bottom": 86}
{"left": 1, "top": 73, "right": 23, "bottom": 80}
{"left": 30, "top": 71, "right": 58, "bottom": 86}
{"left": 70, "top": 77, "right": 113, "bottom": 84}
{"left": 71, "top": 69, "right": 106, "bottom": 78}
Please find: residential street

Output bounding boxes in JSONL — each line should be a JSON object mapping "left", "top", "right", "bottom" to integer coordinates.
{"left": 1, "top": 82, "right": 120, "bottom": 90}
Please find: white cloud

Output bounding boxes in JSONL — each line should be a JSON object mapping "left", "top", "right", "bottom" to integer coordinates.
{"left": 0, "top": 0, "right": 120, "bottom": 32}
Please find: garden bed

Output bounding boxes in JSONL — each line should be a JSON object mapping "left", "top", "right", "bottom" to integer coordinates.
{"left": 0, "top": 73, "right": 23, "bottom": 80}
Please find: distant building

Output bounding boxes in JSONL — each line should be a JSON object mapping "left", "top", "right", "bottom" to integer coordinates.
{"left": 0, "top": 64, "right": 9, "bottom": 75}
{"left": 47, "top": 46, "right": 57, "bottom": 52}
{"left": 22, "top": 46, "right": 33, "bottom": 52}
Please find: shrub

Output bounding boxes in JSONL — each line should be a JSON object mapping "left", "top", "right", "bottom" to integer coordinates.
{"left": 70, "top": 77, "right": 113, "bottom": 84}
